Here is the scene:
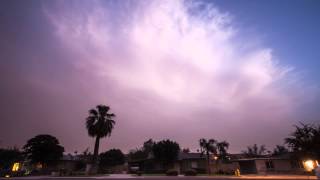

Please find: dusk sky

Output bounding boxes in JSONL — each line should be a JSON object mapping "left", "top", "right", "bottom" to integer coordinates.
{"left": 1, "top": 0, "right": 320, "bottom": 154}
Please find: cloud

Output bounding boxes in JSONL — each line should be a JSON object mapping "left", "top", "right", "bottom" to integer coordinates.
{"left": 42, "top": 0, "right": 307, "bottom": 151}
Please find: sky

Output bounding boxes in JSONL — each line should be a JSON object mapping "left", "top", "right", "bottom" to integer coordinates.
{"left": 0, "top": 0, "right": 320, "bottom": 154}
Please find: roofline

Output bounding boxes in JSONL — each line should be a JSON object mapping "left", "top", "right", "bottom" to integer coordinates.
{"left": 235, "top": 157, "right": 290, "bottom": 161}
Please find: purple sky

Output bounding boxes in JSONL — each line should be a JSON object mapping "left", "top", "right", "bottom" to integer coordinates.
{"left": 0, "top": 0, "right": 319, "bottom": 154}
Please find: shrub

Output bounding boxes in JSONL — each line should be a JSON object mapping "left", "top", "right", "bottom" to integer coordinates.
{"left": 166, "top": 169, "right": 178, "bottom": 176}
{"left": 216, "top": 170, "right": 225, "bottom": 175}
{"left": 216, "top": 170, "right": 233, "bottom": 175}
{"left": 136, "top": 171, "right": 143, "bottom": 176}
{"left": 184, "top": 169, "right": 197, "bottom": 176}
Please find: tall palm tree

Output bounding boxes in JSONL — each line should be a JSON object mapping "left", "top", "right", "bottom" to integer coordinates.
{"left": 86, "top": 105, "right": 115, "bottom": 163}
{"left": 199, "top": 138, "right": 217, "bottom": 174}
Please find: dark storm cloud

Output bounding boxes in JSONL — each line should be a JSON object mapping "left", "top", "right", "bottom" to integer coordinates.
{"left": 0, "top": 0, "right": 318, "bottom": 153}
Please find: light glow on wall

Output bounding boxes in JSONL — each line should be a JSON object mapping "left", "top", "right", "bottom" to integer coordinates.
{"left": 303, "top": 160, "right": 317, "bottom": 172}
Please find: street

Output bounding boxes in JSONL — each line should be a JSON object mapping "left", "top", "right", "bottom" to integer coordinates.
{"left": 0, "top": 175, "right": 317, "bottom": 180}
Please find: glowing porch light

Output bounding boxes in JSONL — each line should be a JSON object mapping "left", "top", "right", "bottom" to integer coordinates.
{"left": 36, "top": 162, "right": 43, "bottom": 169}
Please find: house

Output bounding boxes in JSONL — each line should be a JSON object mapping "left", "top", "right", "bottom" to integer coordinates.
{"left": 128, "top": 152, "right": 205, "bottom": 174}
{"left": 24, "top": 154, "right": 86, "bottom": 175}
{"left": 128, "top": 152, "right": 238, "bottom": 174}
{"left": 234, "top": 153, "right": 307, "bottom": 174}
{"left": 175, "top": 152, "right": 207, "bottom": 173}
{"left": 176, "top": 152, "right": 240, "bottom": 174}
{"left": 128, "top": 151, "right": 317, "bottom": 175}
{"left": 52, "top": 154, "right": 83, "bottom": 173}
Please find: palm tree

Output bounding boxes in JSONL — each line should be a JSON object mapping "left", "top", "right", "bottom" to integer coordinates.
{"left": 273, "top": 145, "right": 289, "bottom": 155}
{"left": 199, "top": 138, "right": 217, "bottom": 174}
{"left": 216, "top": 141, "right": 229, "bottom": 160}
{"left": 86, "top": 105, "right": 115, "bottom": 164}
{"left": 242, "top": 144, "right": 267, "bottom": 157}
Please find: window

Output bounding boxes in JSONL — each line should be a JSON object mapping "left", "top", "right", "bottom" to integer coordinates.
{"left": 265, "top": 160, "right": 274, "bottom": 169}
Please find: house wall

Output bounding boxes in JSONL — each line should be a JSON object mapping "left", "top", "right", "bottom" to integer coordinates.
{"left": 238, "top": 160, "right": 257, "bottom": 174}
{"left": 56, "top": 161, "right": 77, "bottom": 171}
{"left": 179, "top": 159, "right": 206, "bottom": 173}
{"left": 100, "top": 164, "right": 127, "bottom": 174}
{"left": 254, "top": 159, "right": 304, "bottom": 174}
{"left": 255, "top": 160, "right": 268, "bottom": 174}
{"left": 212, "top": 162, "right": 239, "bottom": 174}
{"left": 273, "top": 160, "right": 292, "bottom": 172}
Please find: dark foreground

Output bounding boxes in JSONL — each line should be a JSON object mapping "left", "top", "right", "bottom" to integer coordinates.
{"left": 0, "top": 175, "right": 317, "bottom": 180}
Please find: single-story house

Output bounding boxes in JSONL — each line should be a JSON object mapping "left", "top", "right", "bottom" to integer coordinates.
{"left": 128, "top": 152, "right": 319, "bottom": 175}
{"left": 128, "top": 152, "right": 238, "bottom": 174}
{"left": 234, "top": 154, "right": 308, "bottom": 175}
{"left": 175, "top": 152, "right": 207, "bottom": 173}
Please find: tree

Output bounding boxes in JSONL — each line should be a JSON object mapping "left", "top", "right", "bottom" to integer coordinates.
{"left": 0, "top": 148, "right": 23, "bottom": 170}
{"left": 199, "top": 138, "right": 217, "bottom": 174}
{"left": 128, "top": 149, "right": 147, "bottom": 161}
{"left": 216, "top": 141, "right": 229, "bottom": 160}
{"left": 143, "top": 139, "right": 155, "bottom": 155}
{"left": 152, "top": 139, "right": 180, "bottom": 169}
{"left": 128, "top": 139, "right": 155, "bottom": 162}
{"left": 99, "top": 149, "right": 125, "bottom": 167}
{"left": 285, "top": 123, "right": 320, "bottom": 160}
{"left": 182, "top": 148, "right": 190, "bottom": 153}
{"left": 23, "top": 134, "right": 64, "bottom": 165}
{"left": 242, "top": 144, "right": 267, "bottom": 157}
{"left": 86, "top": 105, "right": 115, "bottom": 163}
{"left": 273, "top": 145, "right": 289, "bottom": 155}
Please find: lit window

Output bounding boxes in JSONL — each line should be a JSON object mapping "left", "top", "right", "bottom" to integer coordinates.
{"left": 12, "top": 162, "right": 20, "bottom": 172}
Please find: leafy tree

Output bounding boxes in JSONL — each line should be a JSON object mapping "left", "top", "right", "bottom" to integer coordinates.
{"left": 143, "top": 139, "right": 155, "bottom": 155}
{"left": 152, "top": 139, "right": 180, "bottom": 169}
{"left": 0, "top": 148, "right": 23, "bottom": 169}
{"left": 128, "top": 149, "right": 147, "bottom": 161}
{"left": 273, "top": 145, "right": 289, "bottom": 155}
{"left": 86, "top": 105, "right": 115, "bottom": 163}
{"left": 242, "top": 144, "right": 267, "bottom": 157}
{"left": 285, "top": 123, "right": 320, "bottom": 160}
{"left": 23, "top": 134, "right": 64, "bottom": 165}
{"left": 182, "top": 148, "right": 190, "bottom": 153}
{"left": 128, "top": 139, "right": 155, "bottom": 161}
{"left": 99, "top": 149, "right": 125, "bottom": 167}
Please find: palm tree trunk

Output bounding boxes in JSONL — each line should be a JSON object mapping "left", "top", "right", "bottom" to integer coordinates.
{"left": 86, "top": 136, "right": 100, "bottom": 175}
{"left": 93, "top": 136, "right": 100, "bottom": 162}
